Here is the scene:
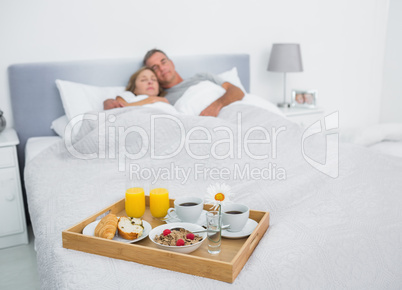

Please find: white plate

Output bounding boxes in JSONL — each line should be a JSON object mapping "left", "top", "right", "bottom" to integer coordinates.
{"left": 82, "top": 218, "right": 152, "bottom": 243}
{"left": 165, "top": 210, "right": 207, "bottom": 226}
{"left": 222, "top": 218, "right": 258, "bottom": 239}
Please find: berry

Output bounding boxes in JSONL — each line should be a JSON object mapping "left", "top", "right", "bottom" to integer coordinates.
{"left": 163, "top": 229, "right": 171, "bottom": 236}
{"left": 186, "top": 233, "right": 195, "bottom": 240}
{"left": 176, "top": 239, "right": 185, "bottom": 246}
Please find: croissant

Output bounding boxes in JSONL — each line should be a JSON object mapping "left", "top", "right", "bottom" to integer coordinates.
{"left": 94, "top": 213, "right": 118, "bottom": 239}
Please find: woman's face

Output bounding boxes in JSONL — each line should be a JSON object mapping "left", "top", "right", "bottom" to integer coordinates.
{"left": 134, "top": 69, "right": 159, "bottom": 96}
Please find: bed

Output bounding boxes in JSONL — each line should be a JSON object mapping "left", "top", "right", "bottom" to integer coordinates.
{"left": 340, "top": 123, "right": 402, "bottom": 159}
{"left": 9, "top": 54, "right": 402, "bottom": 289}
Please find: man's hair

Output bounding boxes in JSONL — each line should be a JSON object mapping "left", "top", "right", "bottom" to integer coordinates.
{"left": 143, "top": 49, "right": 168, "bottom": 66}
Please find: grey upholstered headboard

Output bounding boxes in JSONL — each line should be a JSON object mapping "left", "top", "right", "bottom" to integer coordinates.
{"left": 8, "top": 54, "right": 250, "bottom": 174}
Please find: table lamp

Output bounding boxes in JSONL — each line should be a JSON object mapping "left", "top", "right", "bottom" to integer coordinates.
{"left": 267, "top": 43, "right": 303, "bottom": 107}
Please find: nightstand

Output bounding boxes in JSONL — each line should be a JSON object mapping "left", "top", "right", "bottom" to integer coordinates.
{"left": 280, "top": 107, "right": 325, "bottom": 128}
{"left": 0, "top": 128, "right": 28, "bottom": 248}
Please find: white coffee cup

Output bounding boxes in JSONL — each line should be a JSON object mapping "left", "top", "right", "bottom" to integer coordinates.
{"left": 167, "top": 196, "right": 203, "bottom": 223}
{"left": 222, "top": 203, "right": 249, "bottom": 232}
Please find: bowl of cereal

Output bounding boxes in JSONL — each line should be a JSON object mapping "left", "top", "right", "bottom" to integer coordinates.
{"left": 149, "top": 223, "right": 207, "bottom": 254}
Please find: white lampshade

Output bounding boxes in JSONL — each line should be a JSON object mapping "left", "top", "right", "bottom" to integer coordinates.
{"left": 267, "top": 44, "right": 303, "bottom": 72}
{"left": 267, "top": 43, "right": 303, "bottom": 108}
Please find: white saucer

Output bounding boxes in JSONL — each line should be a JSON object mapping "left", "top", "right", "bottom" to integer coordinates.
{"left": 222, "top": 218, "right": 258, "bottom": 239}
{"left": 165, "top": 210, "right": 207, "bottom": 226}
{"left": 82, "top": 218, "right": 152, "bottom": 243}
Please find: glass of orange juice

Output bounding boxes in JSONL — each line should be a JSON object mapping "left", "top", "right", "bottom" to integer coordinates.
{"left": 150, "top": 188, "right": 169, "bottom": 218}
{"left": 125, "top": 187, "right": 145, "bottom": 218}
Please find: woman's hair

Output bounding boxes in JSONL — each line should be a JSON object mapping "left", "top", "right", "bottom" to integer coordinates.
{"left": 125, "top": 67, "right": 164, "bottom": 96}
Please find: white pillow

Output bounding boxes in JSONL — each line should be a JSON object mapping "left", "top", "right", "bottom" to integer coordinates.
{"left": 51, "top": 115, "right": 69, "bottom": 137}
{"left": 56, "top": 79, "right": 125, "bottom": 121}
{"left": 174, "top": 81, "right": 226, "bottom": 115}
{"left": 55, "top": 79, "right": 125, "bottom": 134}
{"left": 218, "top": 67, "right": 247, "bottom": 93}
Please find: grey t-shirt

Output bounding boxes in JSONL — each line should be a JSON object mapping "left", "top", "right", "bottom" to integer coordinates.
{"left": 164, "top": 73, "right": 225, "bottom": 105}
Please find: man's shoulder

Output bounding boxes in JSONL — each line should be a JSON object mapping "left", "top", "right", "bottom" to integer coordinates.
{"left": 174, "top": 73, "right": 214, "bottom": 87}
{"left": 192, "top": 72, "right": 215, "bottom": 79}
{"left": 166, "top": 72, "right": 223, "bottom": 92}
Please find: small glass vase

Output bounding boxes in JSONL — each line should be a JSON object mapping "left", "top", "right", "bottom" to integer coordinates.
{"left": 206, "top": 207, "right": 222, "bottom": 254}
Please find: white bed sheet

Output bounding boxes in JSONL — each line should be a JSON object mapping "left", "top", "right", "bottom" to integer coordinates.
{"left": 368, "top": 140, "right": 402, "bottom": 158}
{"left": 25, "top": 136, "right": 62, "bottom": 164}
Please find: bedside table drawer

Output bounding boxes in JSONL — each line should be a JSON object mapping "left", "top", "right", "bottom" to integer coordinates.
{"left": 0, "top": 129, "right": 28, "bottom": 248}
{"left": 0, "top": 167, "right": 24, "bottom": 237}
{"left": 0, "top": 147, "right": 15, "bottom": 168}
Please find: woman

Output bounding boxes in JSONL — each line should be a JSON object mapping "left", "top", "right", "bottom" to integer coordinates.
{"left": 103, "top": 67, "right": 168, "bottom": 110}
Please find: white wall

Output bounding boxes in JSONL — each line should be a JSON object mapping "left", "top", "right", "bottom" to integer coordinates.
{"left": 0, "top": 0, "right": 389, "bottom": 130}
{"left": 380, "top": 0, "right": 402, "bottom": 123}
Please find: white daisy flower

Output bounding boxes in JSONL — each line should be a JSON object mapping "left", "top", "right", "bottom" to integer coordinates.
{"left": 204, "top": 183, "right": 232, "bottom": 210}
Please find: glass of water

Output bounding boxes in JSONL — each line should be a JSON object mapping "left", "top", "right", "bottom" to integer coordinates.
{"left": 206, "top": 211, "right": 222, "bottom": 254}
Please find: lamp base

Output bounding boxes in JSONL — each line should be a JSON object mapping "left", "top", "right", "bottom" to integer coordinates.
{"left": 277, "top": 102, "right": 291, "bottom": 108}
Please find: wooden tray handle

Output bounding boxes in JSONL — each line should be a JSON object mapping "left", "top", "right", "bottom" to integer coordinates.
{"left": 249, "top": 232, "right": 260, "bottom": 251}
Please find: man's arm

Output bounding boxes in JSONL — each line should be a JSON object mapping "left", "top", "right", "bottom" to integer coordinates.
{"left": 200, "top": 82, "right": 245, "bottom": 117}
{"left": 104, "top": 98, "right": 124, "bottom": 110}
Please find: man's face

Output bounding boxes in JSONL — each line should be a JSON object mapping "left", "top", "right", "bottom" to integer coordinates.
{"left": 145, "top": 52, "right": 176, "bottom": 88}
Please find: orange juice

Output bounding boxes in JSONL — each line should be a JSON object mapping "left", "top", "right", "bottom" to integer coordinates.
{"left": 125, "top": 187, "right": 145, "bottom": 218}
{"left": 150, "top": 188, "right": 169, "bottom": 218}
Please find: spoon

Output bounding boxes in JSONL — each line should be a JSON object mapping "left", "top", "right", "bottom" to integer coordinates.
{"left": 170, "top": 224, "right": 230, "bottom": 233}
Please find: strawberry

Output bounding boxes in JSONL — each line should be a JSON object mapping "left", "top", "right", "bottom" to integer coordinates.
{"left": 176, "top": 239, "right": 185, "bottom": 246}
{"left": 186, "top": 233, "right": 195, "bottom": 240}
{"left": 163, "top": 229, "right": 171, "bottom": 236}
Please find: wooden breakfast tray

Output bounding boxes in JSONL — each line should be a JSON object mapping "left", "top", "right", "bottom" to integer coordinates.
{"left": 62, "top": 197, "right": 270, "bottom": 283}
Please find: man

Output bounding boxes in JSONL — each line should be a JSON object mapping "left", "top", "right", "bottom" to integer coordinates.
{"left": 104, "top": 49, "right": 245, "bottom": 116}
{"left": 143, "top": 49, "right": 244, "bottom": 117}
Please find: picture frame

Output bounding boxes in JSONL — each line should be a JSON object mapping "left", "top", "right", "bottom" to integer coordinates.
{"left": 291, "top": 90, "right": 317, "bottom": 108}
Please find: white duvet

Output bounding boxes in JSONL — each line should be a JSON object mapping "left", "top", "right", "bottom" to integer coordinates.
{"left": 174, "top": 80, "right": 285, "bottom": 117}
{"left": 25, "top": 102, "right": 402, "bottom": 289}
